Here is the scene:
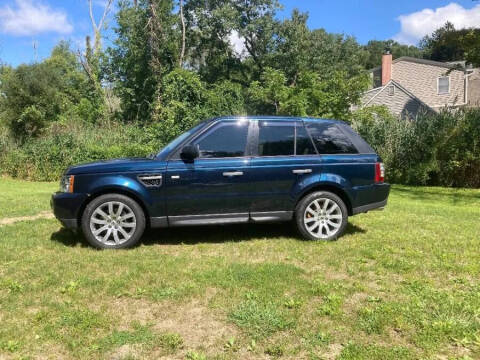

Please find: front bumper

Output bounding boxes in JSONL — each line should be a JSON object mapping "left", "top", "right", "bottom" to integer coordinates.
{"left": 51, "top": 192, "right": 88, "bottom": 229}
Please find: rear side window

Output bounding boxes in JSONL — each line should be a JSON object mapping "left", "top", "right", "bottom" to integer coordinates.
{"left": 258, "top": 121, "right": 295, "bottom": 156}
{"left": 194, "top": 122, "right": 248, "bottom": 158}
{"left": 337, "top": 123, "right": 375, "bottom": 154}
{"left": 306, "top": 122, "right": 358, "bottom": 154}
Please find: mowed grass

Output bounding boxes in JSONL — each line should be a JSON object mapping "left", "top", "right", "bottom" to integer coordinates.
{"left": 0, "top": 177, "right": 57, "bottom": 218}
{"left": 0, "top": 178, "right": 479, "bottom": 359}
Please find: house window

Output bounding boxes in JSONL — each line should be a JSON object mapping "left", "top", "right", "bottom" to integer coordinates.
{"left": 438, "top": 77, "right": 450, "bottom": 94}
{"left": 388, "top": 85, "right": 395, "bottom": 96}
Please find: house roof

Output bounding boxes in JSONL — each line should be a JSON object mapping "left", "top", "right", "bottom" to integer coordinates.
{"left": 369, "top": 56, "right": 465, "bottom": 72}
{"left": 361, "top": 79, "right": 432, "bottom": 110}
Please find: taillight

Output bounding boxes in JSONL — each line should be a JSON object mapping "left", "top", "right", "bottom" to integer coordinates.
{"left": 375, "top": 162, "right": 385, "bottom": 183}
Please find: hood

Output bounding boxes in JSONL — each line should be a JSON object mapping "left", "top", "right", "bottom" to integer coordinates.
{"left": 66, "top": 157, "right": 167, "bottom": 175}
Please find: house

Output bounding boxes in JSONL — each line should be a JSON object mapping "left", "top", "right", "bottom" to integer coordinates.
{"left": 356, "top": 53, "right": 480, "bottom": 117}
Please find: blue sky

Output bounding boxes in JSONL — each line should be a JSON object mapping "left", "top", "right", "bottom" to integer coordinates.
{"left": 0, "top": 0, "right": 479, "bottom": 66}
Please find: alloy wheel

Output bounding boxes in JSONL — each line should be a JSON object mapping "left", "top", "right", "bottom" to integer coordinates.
{"left": 89, "top": 201, "right": 137, "bottom": 246}
{"left": 303, "top": 198, "right": 343, "bottom": 239}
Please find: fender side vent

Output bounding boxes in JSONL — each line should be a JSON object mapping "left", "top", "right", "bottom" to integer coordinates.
{"left": 138, "top": 175, "right": 162, "bottom": 187}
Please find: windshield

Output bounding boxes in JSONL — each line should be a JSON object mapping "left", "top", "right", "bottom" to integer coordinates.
{"left": 156, "top": 121, "right": 207, "bottom": 159}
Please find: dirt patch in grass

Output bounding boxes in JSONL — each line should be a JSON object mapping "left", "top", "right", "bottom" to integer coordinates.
{"left": 322, "top": 343, "right": 343, "bottom": 360}
{"left": 108, "top": 344, "right": 139, "bottom": 360}
{"left": 111, "top": 296, "right": 238, "bottom": 353}
{"left": 0, "top": 211, "right": 54, "bottom": 226}
{"left": 153, "top": 300, "right": 238, "bottom": 348}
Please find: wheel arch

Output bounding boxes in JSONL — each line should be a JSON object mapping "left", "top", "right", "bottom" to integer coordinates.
{"left": 296, "top": 184, "right": 353, "bottom": 216}
{"left": 76, "top": 187, "right": 151, "bottom": 228}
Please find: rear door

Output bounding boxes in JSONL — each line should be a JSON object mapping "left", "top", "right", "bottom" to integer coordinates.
{"left": 305, "top": 120, "right": 376, "bottom": 207}
{"left": 248, "top": 120, "right": 322, "bottom": 219}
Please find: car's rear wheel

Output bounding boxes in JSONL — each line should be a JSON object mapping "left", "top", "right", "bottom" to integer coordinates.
{"left": 81, "top": 194, "right": 146, "bottom": 249}
{"left": 295, "top": 191, "right": 348, "bottom": 241}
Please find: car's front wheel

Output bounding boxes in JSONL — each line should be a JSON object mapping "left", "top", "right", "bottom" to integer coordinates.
{"left": 295, "top": 191, "right": 348, "bottom": 241}
{"left": 81, "top": 194, "right": 146, "bottom": 249}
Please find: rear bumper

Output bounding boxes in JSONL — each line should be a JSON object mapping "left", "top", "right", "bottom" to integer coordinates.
{"left": 352, "top": 199, "right": 388, "bottom": 215}
{"left": 51, "top": 192, "right": 88, "bottom": 229}
{"left": 352, "top": 183, "right": 390, "bottom": 215}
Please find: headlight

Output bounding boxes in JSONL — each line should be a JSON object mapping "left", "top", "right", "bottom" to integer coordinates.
{"left": 60, "top": 175, "right": 75, "bottom": 193}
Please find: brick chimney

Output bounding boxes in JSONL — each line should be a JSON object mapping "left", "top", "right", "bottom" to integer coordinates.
{"left": 381, "top": 52, "right": 392, "bottom": 86}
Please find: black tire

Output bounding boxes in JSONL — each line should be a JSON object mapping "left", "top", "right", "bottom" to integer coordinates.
{"left": 295, "top": 191, "right": 348, "bottom": 241}
{"left": 81, "top": 194, "right": 146, "bottom": 249}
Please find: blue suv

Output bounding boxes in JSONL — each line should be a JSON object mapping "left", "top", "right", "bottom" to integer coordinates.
{"left": 51, "top": 117, "right": 390, "bottom": 248}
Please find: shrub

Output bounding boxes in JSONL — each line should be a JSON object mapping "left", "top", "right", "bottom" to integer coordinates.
{"left": 0, "top": 121, "right": 162, "bottom": 181}
{"left": 351, "top": 106, "right": 480, "bottom": 187}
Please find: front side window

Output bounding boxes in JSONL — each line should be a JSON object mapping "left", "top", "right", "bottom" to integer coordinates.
{"left": 258, "top": 121, "right": 295, "bottom": 156}
{"left": 194, "top": 122, "right": 248, "bottom": 158}
{"left": 306, "top": 122, "right": 358, "bottom": 154}
{"left": 438, "top": 77, "right": 450, "bottom": 94}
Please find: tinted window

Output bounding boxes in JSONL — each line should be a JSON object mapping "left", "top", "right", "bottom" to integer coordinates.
{"left": 296, "top": 124, "right": 317, "bottom": 155}
{"left": 306, "top": 123, "right": 358, "bottom": 154}
{"left": 194, "top": 122, "right": 248, "bottom": 158}
{"left": 337, "top": 123, "right": 375, "bottom": 154}
{"left": 258, "top": 122, "right": 295, "bottom": 156}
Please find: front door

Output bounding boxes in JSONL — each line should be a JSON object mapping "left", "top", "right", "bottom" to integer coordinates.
{"left": 165, "top": 120, "right": 253, "bottom": 225}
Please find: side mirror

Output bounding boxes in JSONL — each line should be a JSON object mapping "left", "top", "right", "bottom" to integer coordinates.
{"left": 181, "top": 144, "right": 199, "bottom": 162}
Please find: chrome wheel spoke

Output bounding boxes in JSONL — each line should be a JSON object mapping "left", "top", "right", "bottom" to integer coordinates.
{"left": 93, "top": 225, "right": 108, "bottom": 235}
{"left": 91, "top": 217, "right": 107, "bottom": 225}
{"left": 116, "top": 203, "right": 124, "bottom": 217}
{"left": 120, "top": 213, "right": 134, "bottom": 221}
{"left": 119, "top": 222, "right": 135, "bottom": 228}
{"left": 95, "top": 208, "right": 109, "bottom": 219}
{"left": 113, "top": 230, "right": 121, "bottom": 244}
{"left": 322, "top": 199, "right": 330, "bottom": 211}
{"left": 102, "top": 228, "right": 113, "bottom": 242}
{"left": 117, "top": 227, "right": 129, "bottom": 239}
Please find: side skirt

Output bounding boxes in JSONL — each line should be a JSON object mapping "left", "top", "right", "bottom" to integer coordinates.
{"left": 151, "top": 211, "right": 294, "bottom": 228}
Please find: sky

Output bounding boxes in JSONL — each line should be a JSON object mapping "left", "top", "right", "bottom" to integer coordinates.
{"left": 0, "top": 0, "right": 479, "bottom": 66}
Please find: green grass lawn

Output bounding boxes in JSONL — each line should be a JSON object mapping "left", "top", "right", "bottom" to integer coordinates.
{"left": 0, "top": 178, "right": 479, "bottom": 360}
{"left": 0, "top": 177, "right": 57, "bottom": 218}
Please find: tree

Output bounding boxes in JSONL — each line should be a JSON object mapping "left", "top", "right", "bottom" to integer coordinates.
{"left": 0, "top": 43, "right": 92, "bottom": 140}
{"left": 248, "top": 67, "right": 369, "bottom": 119}
{"left": 461, "top": 29, "right": 480, "bottom": 67}
{"left": 420, "top": 22, "right": 467, "bottom": 62}
{"left": 106, "top": 0, "right": 179, "bottom": 122}
{"left": 363, "top": 40, "right": 423, "bottom": 69}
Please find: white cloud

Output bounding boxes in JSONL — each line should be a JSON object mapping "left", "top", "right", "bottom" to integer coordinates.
{"left": 0, "top": 0, "right": 73, "bottom": 36}
{"left": 229, "top": 30, "right": 247, "bottom": 57}
{"left": 394, "top": 3, "right": 480, "bottom": 45}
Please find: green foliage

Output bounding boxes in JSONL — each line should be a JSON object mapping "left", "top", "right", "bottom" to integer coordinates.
{"left": 0, "top": 121, "right": 161, "bottom": 181}
{"left": 420, "top": 22, "right": 480, "bottom": 65}
{"left": 249, "top": 67, "right": 368, "bottom": 118}
{"left": 352, "top": 107, "right": 480, "bottom": 187}
{"left": 363, "top": 40, "right": 423, "bottom": 69}
{"left": 0, "top": 42, "right": 101, "bottom": 141}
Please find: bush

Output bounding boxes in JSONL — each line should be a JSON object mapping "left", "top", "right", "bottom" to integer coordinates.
{"left": 351, "top": 106, "right": 480, "bottom": 187}
{"left": 0, "top": 121, "right": 162, "bottom": 181}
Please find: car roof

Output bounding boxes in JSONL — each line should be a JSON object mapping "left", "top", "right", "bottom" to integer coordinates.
{"left": 212, "top": 116, "right": 346, "bottom": 124}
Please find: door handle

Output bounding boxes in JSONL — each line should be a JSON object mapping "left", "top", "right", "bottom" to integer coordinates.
{"left": 223, "top": 171, "right": 244, "bottom": 177}
{"left": 293, "top": 169, "right": 312, "bottom": 175}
